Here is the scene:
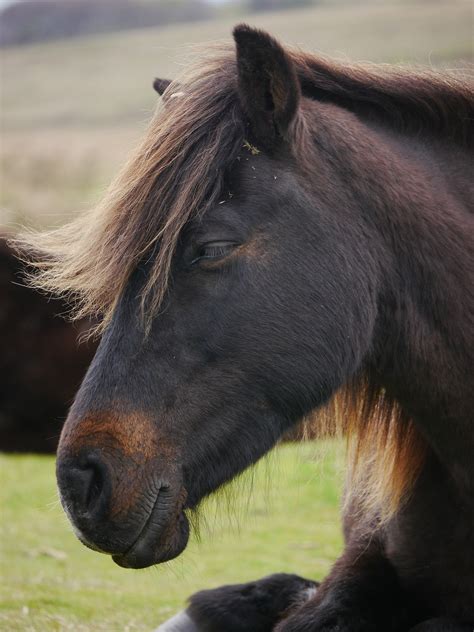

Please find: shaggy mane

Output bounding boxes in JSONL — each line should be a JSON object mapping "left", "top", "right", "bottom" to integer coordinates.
{"left": 15, "top": 46, "right": 244, "bottom": 332}
{"left": 309, "top": 380, "right": 427, "bottom": 525}
{"left": 13, "top": 37, "right": 471, "bottom": 521}
{"left": 294, "top": 52, "right": 474, "bottom": 146}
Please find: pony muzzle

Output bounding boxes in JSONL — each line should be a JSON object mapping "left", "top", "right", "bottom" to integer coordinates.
{"left": 56, "top": 412, "right": 190, "bottom": 568}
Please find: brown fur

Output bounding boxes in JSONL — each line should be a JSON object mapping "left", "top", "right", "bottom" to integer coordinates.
{"left": 58, "top": 408, "right": 181, "bottom": 519}
{"left": 58, "top": 409, "right": 161, "bottom": 460}
{"left": 0, "top": 234, "right": 96, "bottom": 452}
{"left": 14, "top": 42, "right": 473, "bottom": 523}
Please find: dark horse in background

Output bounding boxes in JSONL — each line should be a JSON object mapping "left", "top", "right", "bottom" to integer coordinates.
{"left": 15, "top": 25, "right": 473, "bottom": 631}
{"left": 0, "top": 236, "right": 96, "bottom": 452}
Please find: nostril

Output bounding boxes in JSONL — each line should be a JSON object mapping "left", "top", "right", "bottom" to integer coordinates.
{"left": 59, "top": 453, "right": 110, "bottom": 519}
{"left": 75, "top": 461, "right": 103, "bottom": 514}
{"left": 86, "top": 465, "right": 103, "bottom": 512}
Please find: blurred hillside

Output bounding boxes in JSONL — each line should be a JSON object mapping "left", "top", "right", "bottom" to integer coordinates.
{"left": 1, "top": 0, "right": 472, "bottom": 230}
{"left": 0, "top": 0, "right": 316, "bottom": 48}
{"left": 0, "top": 0, "right": 214, "bottom": 48}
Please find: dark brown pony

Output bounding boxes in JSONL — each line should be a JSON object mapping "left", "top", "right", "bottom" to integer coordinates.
{"left": 0, "top": 236, "right": 96, "bottom": 452}
{"left": 15, "top": 26, "right": 473, "bottom": 631}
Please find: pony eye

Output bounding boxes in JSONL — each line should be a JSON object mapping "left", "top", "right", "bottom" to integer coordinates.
{"left": 191, "top": 241, "right": 238, "bottom": 265}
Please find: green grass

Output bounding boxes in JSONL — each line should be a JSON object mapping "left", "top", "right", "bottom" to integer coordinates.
{"left": 0, "top": 441, "right": 345, "bottom": 631}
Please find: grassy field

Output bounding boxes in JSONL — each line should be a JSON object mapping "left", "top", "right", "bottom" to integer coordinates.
{"left": 2, "top": 0, "right": 471, "bottom": 131}
{"left": 1, "top": 441, "right": 344, "bottom": 631}
{"left": 1, "top": 0, "right": 472, "bottom": 230}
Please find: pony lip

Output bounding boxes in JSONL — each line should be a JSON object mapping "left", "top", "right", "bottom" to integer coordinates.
{"left": 112, "top": 486, "right": 189, "bottom": 569}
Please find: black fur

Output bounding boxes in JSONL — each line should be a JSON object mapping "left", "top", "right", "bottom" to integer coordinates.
{"left": 233, "top": 24, "right": 301, "bottom": 150}
{"left": 409, "top": 620, "right": 474, "bottom": 632}
{"left": 188, "top": 573, "right": 318, "bottom": 632}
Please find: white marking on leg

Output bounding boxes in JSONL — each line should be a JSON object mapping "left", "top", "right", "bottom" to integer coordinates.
{"left": 297, "top": 584, "right": 318, "bottom": 605}
{"left": 155, "top": 610, "right": 199, "bottom": 632}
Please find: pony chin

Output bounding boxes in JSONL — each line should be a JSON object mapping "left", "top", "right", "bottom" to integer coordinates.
{"left": 113, "top": 510, "right": 190, "bottom": 569}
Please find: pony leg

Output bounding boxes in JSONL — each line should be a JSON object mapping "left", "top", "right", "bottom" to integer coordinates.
{"left": 274, "top": 542, "right": 411, "bottom": 632}
{"left": 160, "top": 573, "right": 318, "bottom": 632}
{"left": 409, "top": 620, "right": 474, "bottom": 631}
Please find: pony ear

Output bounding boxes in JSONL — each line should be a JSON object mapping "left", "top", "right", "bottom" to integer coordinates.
{"left": 153, "top": 78, "right": 172, "bottom": 95}
{"left": 233, "top": 24, "right": 300, "bottom": 151}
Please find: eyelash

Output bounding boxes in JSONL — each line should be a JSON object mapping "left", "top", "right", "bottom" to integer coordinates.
{"left": 191, "top": 242, "right": 238, "bottom": 265}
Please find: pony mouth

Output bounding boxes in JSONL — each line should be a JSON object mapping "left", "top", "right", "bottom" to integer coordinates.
{"left": 112, "top": 486, "right": 189, "bottom": 569}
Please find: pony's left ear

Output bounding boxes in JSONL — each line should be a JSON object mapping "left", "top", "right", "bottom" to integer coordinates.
{"left": 153, "top": 78, "right": 172, "bottom": 95}
{"left": 233, "top": 24, "right": 300, "bottom": 151}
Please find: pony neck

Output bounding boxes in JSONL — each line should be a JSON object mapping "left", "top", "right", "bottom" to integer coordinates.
{"left": 365, "top": 126, "right": 474, "bottom": 498}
